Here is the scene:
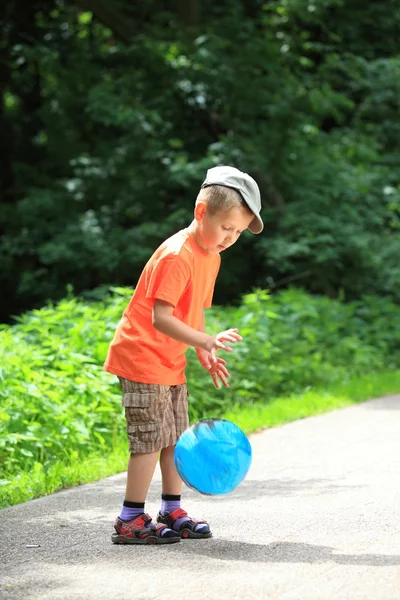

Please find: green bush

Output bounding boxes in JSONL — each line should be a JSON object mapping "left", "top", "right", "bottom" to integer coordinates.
{"left": 0, "top": 287, "right": 399, "bottom": 483}
{"left": 0, "top": 287, "right": 130, "bottom": 478}
{"left": 188, "top": 289, "right": 400, "bottom": 418}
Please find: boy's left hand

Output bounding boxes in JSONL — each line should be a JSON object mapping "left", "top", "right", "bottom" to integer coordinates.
{"left": 196, "top": 348, "right": 231, "bottom": 389}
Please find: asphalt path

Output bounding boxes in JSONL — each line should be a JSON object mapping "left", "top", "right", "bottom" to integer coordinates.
{"left": 1, "top": 394, "right": 400, "bottom": 600}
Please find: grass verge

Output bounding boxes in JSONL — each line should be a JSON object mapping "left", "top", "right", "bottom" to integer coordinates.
{"left": 223, "top": 370, "right": 400, "bottom": 432}
{"left": 1, "top": 369, "right": 399, "bottom": 509}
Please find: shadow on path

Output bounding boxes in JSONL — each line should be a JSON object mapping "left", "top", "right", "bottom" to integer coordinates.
{"left": 185, "top": 539, "right": 400, "bottom": 567}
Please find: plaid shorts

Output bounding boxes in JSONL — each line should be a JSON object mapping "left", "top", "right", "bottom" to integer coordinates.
{"left": 118, "top": 378, "right": 189, "bottom": 454}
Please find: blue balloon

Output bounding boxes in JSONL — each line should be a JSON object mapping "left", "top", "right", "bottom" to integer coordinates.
{"left": 174, "top": 418, "right": 252, "bottom": 495}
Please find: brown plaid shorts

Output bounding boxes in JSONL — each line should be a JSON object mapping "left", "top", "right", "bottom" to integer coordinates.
{"left": 118, "top": 378, "right": 189, "bottom": 454}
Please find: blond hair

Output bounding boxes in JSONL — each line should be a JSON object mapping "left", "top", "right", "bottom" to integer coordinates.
{"left": 196, "top": 185, "right": 251, "bottom": 216}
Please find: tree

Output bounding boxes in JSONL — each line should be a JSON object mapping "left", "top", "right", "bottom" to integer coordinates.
{"left": 1, "top": 0, "right": 399, "bottom": 322}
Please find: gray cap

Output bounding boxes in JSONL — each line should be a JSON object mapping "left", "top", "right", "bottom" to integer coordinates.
{"left": 201, "top": 166, "right": 263, "bottom": 234}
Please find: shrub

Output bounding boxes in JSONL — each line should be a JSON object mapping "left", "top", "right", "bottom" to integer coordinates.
{"left": 0, "top": 287, "right": 399, "bottom": 479}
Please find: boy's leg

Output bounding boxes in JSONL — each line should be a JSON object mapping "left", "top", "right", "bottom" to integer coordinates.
{"left": 118, "top": 451, "right": 158, "bottom": 524}
{"left": 158, "top": 444, "right": 211, "bottom": 538}
{"left": 120, "top": 378, "right": 170, "bottom": 501}
{"left": 113, "top": 452, "right": 180, "bottom": 544}
{"left": 125, "top": 451, "right": 159, "bottom": 502}
{"left": 159, "top": 445, "right": 182, "bottom": 495}
{"left": 157, "top": 385, "right": 212, "bottom": 539}
{"left": 113, "top": 379, "right": 180, "bottom": 544}
{"left": 159, "top": 383, "right": 188, "bottom": 496}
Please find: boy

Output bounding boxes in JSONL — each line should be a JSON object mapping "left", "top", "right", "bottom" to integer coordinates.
{"left": 104, "top": 165, "right": 263, "bottom": 544}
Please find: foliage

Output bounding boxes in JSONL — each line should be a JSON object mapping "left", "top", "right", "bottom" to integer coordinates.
{"left": 1, "top": 0, "right": 400, "bottom": 322}
{"left": 188, "top": 288, "right": 400, "bottom": 417}
{"left": 0, "top": 286, "right": 399, "bottom": 486}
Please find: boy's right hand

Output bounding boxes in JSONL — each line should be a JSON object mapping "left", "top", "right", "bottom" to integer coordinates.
{"left": 206, "top": 328, "right": 243, "bottom": 362}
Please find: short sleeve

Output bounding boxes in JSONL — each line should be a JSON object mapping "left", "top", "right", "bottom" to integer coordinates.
{"left": 145, "top": 256, "right": 191, "bottom": 307}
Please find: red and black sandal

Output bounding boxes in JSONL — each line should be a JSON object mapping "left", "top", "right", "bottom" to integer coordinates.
{"left": 156, "top": 508, "right": 212, "bottom": 539}
{"left": 112, "top": 513, "right": 180, "bottom": 545}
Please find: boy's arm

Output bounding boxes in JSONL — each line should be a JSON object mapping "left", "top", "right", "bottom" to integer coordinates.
{"left": 199, "top": 310, "right": 206, "bottom": 335}
{"left": 152, "top": 300, "right": 241, "bottom": 361}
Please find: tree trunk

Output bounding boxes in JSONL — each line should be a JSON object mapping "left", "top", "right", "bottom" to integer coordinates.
{"left": 0, "top": 3, "right": 15, "bottom": 206}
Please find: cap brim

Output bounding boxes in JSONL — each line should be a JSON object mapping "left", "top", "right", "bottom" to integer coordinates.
{"left": 248, "top": 216, "right": 263, "bottom": 234}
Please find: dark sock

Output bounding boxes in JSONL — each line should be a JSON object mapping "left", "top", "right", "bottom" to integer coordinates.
{"left": 119, "top": 500, "right": 145, "bottom": 522}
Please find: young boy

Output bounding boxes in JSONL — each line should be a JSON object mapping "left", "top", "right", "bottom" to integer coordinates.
{"left": 104, "top": 165, "right": 263, "bottom": 545}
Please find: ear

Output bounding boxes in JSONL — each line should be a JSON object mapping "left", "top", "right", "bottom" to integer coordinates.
{"left": 194, "top": 201, "right": 207, "bottom": 222}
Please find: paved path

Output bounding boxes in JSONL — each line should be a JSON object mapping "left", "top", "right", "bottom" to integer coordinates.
{"left": 1, "top": 395, "right": 400, "bottom": 600}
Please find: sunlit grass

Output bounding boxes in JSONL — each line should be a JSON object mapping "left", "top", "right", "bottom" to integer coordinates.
{"left": 0, "top": 443, "right": 128, "bottom": 508}
{"left": 224, "top": 370, "right": 400, "bottom": 434}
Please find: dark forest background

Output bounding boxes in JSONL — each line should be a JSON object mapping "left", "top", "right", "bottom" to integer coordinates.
{"left": 1, "top": 0, "right": 399, "bottom": 323}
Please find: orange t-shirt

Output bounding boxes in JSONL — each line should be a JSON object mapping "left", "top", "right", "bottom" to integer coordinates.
{"left": 103, "top": 228, "right": 221, "bottom": 385}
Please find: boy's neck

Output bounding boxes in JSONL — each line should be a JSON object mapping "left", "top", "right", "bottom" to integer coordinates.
{"left": 186, "top": 221, "right": 210, "bottom": 254}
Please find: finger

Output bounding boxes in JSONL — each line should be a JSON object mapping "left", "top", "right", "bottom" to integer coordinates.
{"left": 215, "top": 363, "right": 230, "bottom": 376}
{"left": 214, "top": 361, "right": 231, "bottom": 379}
{"left": 215, "top": 357, "right": 227, "bottom": 365}
{"left": 226, "top": 328, "right": 242, "bottom": 337}
{"left": 225, "top": 333, "right": 243, "bottom": 342}
{"left": 211, "top": 372, "right": 220, "bottom": 389}
{"left": 218, "top": 372, "right": 229, "bottom": 388}
{"left": 210, "top": 347, "right": 218, "bottom": 363}
{"left": 219, "top": 336, "right": 239, "bottom": 344}
{"left": 218, "top": 366, "right": 230, "bottom": 378}
{"left": 215, "top": 341, "right": 233, "bottom": 352}
{"left": 220, "top": 346, "right": 233, "bottom": 352}
{"left": 218, "top": 333, "right": 242, "bottom": 343}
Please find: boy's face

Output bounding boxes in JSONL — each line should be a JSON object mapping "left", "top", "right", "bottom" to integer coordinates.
{"left": 194, "top": 203, "right": 254, "bottom": 254}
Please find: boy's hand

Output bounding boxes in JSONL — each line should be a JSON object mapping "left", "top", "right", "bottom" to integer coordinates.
{"left": 196, "top": 348, "right": 231, "bottom": 389}
{"left": 206, "top": 328, "right": 243, "bottom": 361}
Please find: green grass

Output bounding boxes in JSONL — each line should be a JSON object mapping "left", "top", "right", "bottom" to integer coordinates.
{"left": 0, "top": 443, "right": 129, "bottom": 508}
{"left": 1, "top": 369, "right": 398, "bottom": 509}
{"left": 223, "top": 369, "right": 400, "bottom": 432}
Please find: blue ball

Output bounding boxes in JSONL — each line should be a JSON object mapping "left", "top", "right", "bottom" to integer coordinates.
{"left": 174, "top": 418, "right": 252, "bottom": 495}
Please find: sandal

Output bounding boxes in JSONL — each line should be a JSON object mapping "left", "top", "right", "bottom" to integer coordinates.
{"left": 112, "top": 513, "right": 180, "bottom": 545}
{"left": 157, "top": 508, "right": 212, "bottom": 539}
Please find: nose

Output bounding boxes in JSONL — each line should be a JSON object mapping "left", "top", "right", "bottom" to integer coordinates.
{"left": 224, "top": 232, "right": 237, "bottom": 245}
{"left": 223, "top": 237, "right": 231, "bottom": 247}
